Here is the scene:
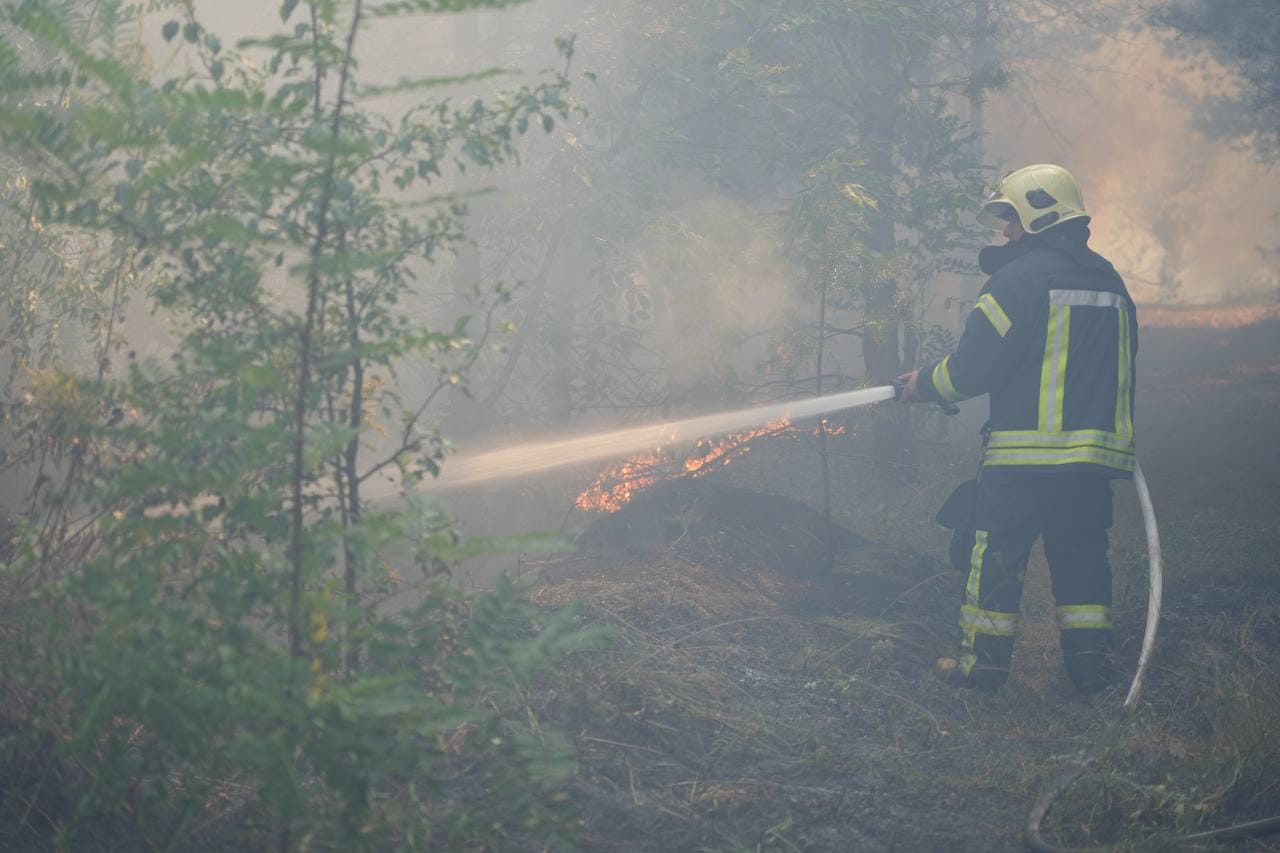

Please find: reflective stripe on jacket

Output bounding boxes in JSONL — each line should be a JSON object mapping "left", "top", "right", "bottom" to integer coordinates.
{"left": 918, "top": 225, "right": 1138, "bottom": 477}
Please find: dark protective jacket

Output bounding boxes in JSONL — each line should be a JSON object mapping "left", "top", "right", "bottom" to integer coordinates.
{"left": 918, "top": 221, "right": 1138, "bottom": 477}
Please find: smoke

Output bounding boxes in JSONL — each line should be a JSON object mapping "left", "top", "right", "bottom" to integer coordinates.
{"left": 175, "top": 2, "right": 1280, "bottom": 312}
{"left": 986, "top": 28, "right": 1280, "bottom": 306}
{"left": 628, "top": 196, "right": 799, "bottom": 392}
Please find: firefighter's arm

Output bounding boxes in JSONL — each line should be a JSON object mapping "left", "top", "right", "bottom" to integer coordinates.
{"left": 915, "top": 276, "right": 1027, "bottom": 404}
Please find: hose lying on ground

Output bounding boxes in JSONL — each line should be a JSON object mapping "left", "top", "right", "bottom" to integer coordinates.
{"left": 1026, "top": 765, "right": 1280, "bottom": 852}
{"left": 1024, "top": 462, "right": 1280, "bottom": 851}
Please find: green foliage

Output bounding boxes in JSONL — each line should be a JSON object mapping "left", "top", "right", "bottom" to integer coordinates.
{"left": 0, "top": 1, "right": 592, "bottom": 849}
{"left": 0, "top": 1, "right": 152, "bottom": 393}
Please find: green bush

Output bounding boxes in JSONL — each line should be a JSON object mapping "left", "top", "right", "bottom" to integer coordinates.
{"left": 0, "top": 1, "right": 590, "bottom": 849}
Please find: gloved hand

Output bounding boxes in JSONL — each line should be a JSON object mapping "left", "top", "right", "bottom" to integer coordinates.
{"left": 894, "top": 370, "right": 921, "bottom": 402}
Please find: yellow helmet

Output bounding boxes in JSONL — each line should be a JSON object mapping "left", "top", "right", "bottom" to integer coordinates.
{"left": 978, "top": 164, "right": 1089, "bottom": 234}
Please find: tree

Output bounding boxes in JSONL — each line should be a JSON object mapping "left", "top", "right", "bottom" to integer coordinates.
{"left": 0, "top": 1, "right": 590, "bottom": 849}
{"left": 1149, "top": 0, "right": 1280, "bottom": 160}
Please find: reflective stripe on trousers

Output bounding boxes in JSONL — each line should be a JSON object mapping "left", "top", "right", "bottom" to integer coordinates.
{"left": 959, "top": 530, "right": 1021, "bottom": 675}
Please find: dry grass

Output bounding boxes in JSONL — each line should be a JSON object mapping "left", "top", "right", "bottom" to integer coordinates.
{"left": 524, "top": 438, "right": 1280, "bottom": 851}
{"left": 1036, "top": 604, "right": 1280, "bottom": 849}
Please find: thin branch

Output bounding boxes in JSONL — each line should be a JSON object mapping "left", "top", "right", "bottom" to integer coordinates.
{"left": 356, "top": 296, "right": 499, "bottom": 487}
{"left": 289, "top": 0, "right": 364, "bottom": 660}
{"left": 95, "top": 252, "right": 132, "bottom": 382}
{"left": 341, "top": 225, "right": 363, "bottom": 672}
{"left": 809, "top": 321, "right": 868, "bottom": 337}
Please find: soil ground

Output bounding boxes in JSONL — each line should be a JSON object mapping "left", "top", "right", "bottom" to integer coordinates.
{"left": 527, "top": 320, "right": 1280, "bottom": 852}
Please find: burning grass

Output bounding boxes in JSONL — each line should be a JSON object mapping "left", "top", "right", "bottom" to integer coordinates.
{"left": 574, "top": 418, "right": 844, "bottom": 514}
{"left": 1139, "top": 302, "right": 1280, "bottom": 329}
{"left": 572, "top": 420, "right": 791, "bottom": 514}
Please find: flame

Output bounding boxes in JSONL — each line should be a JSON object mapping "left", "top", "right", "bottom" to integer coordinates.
{"left": 575, "top": 417, "right": 848, "bottom": 513}
{"left": 574, "top": 447, "right": 669, "bottom": 513}
{"left": 817, "top": 418, "right": 846, "bottom": 437}
{"left": 1140, "top": 303, "right": 1280, "bottom": 329}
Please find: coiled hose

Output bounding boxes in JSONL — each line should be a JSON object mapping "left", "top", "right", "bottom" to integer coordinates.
{"left": 1025, "top": 462, "right": 1280, "bottom": 851}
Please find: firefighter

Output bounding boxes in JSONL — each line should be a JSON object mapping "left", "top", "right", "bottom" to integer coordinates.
{"left": 898, "top": 164, "right": 1138, "bottom": 694}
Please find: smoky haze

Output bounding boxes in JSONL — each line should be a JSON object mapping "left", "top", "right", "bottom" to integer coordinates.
{"left": 175, "top": 0, "right": 1274, "bottom": 338}
{"left": 147, "top": 1, "right": 1277, "bottom": 548}
{"left": 986, "top": 26, "right": 1280, "bottom": 306}
{"left": 173, "top": 0, "right": 1280, "bottom": 333}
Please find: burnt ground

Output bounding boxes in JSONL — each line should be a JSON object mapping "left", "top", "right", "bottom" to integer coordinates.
{"left": 526, "top": 320, "right": 1280, "bottom": 852}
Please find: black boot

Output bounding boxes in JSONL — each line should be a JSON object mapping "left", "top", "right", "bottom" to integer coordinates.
{"left": 1062, "top": 630, "right": 1115, "bottom": 694}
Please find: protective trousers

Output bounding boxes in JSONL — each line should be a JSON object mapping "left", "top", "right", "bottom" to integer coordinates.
{"left": 958, "top": 470, "right": 1115, "bottom": 692}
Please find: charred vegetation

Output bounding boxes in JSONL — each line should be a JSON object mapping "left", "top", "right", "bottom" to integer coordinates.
{"left": 576, "top": 477, "right": 867, "bottom": 578}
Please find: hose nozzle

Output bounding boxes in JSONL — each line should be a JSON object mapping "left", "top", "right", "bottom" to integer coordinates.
{"left": 893, "top": 378, "right": 960, "bottom": 416}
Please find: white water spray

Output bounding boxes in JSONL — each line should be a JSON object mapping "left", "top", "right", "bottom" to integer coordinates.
{"left": 429, "top": 385, "right": 897, "bottom": 490}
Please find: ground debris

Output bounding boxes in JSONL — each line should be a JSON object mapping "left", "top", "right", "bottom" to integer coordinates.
{"left": 529, "top": 521, "right": 994, "bottom": 851}
{"left": 525, "top": 504, "right": 1280, "bottom": 851}
{"left": 572, "top": 478, "right": 867, "bottom": 578}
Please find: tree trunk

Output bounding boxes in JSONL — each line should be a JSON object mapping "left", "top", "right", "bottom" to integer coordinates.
{"left": 969, "top": 0, "right": 990, "bottom": 160}
{"left": 815, "top": 266, "right": 836, "bottom": 575}
{"left": 858, "top": 24, "right": 918, "bottom": 481}
{"left": 964, "top": 0, "right": 994, "bottom": 314}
